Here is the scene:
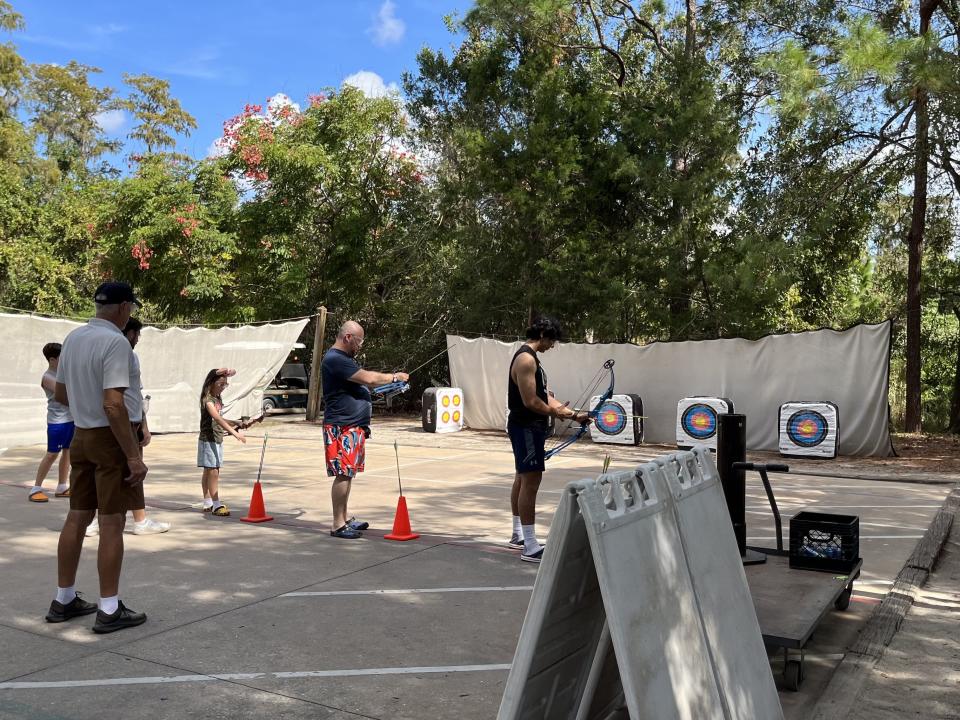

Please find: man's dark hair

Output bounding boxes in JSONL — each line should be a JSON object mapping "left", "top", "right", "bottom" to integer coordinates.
{"left": 124, "top": 317, "right": 143, "bottom": 334}
{"left": 525, "top": 315, "right": 563, "bottom": 341}
{"left": 42, "top": 342, "right": 62, "bottom": 360}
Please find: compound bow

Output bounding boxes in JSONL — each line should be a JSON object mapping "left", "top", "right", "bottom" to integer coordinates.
{"left": 544, "top": 358, "right": 615, "bottom": 460}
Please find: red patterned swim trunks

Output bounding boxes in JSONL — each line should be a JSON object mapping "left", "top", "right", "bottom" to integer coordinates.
{"left": 323, "top": 425, "right": 366, "bottom": 478}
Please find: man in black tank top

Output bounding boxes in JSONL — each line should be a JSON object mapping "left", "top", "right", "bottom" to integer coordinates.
{"left": 507, "top": 316, "right": 590, "bottom": 563}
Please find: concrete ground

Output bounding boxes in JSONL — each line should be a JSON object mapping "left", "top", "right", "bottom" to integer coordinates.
{"left": 0, "top": 415, "right": 952, "bottom": 720}
{"left": 846, "top": 517, "right": 960, "bottom": 720}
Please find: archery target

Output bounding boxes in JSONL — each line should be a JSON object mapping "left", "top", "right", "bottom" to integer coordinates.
{"left": 422, "top": 387, "right": 464, "bottom": 433}
{"left": 779, "top": 401, "right": 838, "bottom": 458}
{"left": 588, "top": 393, "right": 643, "bottom": 445}
{"left": 676, "top": 396, "right": 734, "bottom": 450}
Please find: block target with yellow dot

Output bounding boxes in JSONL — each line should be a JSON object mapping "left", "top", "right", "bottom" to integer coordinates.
{"left": 778, "top": 401, "right": 838, "bottom": 458}
{"left": 421, "top": 387, "right": 465, "bottom": 433}
{"left": 588, "top": 393, "right": 643, "bottom": 445}
{"left": 676, "top": 396, "right": 734, "bottom": 450}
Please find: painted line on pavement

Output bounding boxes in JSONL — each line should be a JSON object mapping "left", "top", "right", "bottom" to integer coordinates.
{"left": 282, "top": 586, "right": 534, "bottom": 597}
{"left": 0, "top": 664, "right": 512, "bottom": 690}
{"left": 747, "top": 535, "right": 923, "bottom": 541}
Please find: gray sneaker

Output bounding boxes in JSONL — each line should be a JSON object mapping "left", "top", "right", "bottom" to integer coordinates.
{"left": 85, "top": 519, "right": 99, "bottom": 537}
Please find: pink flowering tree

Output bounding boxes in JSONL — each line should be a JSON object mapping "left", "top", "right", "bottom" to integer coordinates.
{"left": 93, "top": 155, "right": 240, "bottom": 318}
{"left": 215, "top": 86, "right": 433, "bottom": 321}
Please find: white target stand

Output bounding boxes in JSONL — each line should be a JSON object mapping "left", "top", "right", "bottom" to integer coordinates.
{"left": 588, "top": 393, "right": 643, "bottom": 446}
{"left": 421, "top": 387, "right": 464, "bottom": 433}
{"left": 676, "top": 396, "right": 734, "bottom": 450}
{"left": 778, "top": 401, "right": 839, "bottom": 458}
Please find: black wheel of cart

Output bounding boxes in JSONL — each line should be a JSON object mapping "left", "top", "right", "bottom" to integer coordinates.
{"left": 784, "top": 660, "right": 803, "bottom": 691}
{"left": 835, "top": 585, "right": 853, "bottom": 611}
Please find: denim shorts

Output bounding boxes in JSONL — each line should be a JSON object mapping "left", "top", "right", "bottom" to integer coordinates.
{"left": 507, "top": 423, "right": 547, "bottom": 473}
{"left": 197, "top": 440, "right": 224, "bottom": 468}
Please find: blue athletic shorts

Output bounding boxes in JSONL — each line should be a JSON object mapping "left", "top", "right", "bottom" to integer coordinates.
{"left": 46, "top": 422, "right": 75, "bottom": 453}
{"left": 507, "top": 423, "right": 546, "bottom": 473}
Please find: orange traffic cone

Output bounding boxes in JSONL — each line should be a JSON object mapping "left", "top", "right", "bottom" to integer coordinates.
{"left": 240, "top": 481, "right": 273, "bottom": 523}
{"left": 384, "top": 496, "right": 419, "bottom": 541}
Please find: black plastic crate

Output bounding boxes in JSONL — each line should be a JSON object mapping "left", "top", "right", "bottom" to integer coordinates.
{"left": 789, "top": 511, "right": 860, "bottom": 573}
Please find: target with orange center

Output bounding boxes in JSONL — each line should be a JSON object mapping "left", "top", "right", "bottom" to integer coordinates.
{"left": 595, "top": 401, "right": 628, "bottom": 435}
{"left": 681, "top": 403, "right": 719, "bottom": 441}
{"left": 786, "top": 410, "right": 828, "bottom": 448}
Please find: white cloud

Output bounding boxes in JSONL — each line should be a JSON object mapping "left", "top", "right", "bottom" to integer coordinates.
{"left": 89, "top": 23, "right": 126, "bottom": 36}
{"left": 94, "top": 109, "right": 126, "bottom": 134}
{"left": 342, "top": 70, "right": 400, "bottom": 98}
{"left": 206, "top": 137, "right": 229, "bottom": 158}
{"left": 267, "top": 93, "right": 301, "bottom": 122}
{"left": 368, "top": 0, "right": 405, "bottom": 46}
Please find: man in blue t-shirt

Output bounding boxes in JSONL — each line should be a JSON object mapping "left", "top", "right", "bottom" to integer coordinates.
{"left": 322, "top": 320, "right": 409, "bottom": 538}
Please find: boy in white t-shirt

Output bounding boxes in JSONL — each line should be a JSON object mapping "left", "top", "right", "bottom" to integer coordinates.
{"left": 29, "top": 343, "right": 74, "bottom": 502}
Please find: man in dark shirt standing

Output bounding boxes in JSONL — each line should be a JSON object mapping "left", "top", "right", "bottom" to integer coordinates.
{"left": 322, "top": 320, "right": 409, "bottom": 539}
{"left": 507, "top": 316, "right": 589, "bottom": 563}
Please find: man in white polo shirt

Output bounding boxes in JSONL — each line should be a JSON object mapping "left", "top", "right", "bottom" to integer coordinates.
{"left": 45, "top": 282, "right": 149, "bottom": 633}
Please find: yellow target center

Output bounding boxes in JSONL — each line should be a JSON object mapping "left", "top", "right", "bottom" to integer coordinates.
{"left": 453, "top": 395, "right": 461, "bottom": 406}
{"left": 442, "top": 411, "right": 450, "bottom": 423}
{"left": 441, "top": 396, "right": 450, "bottom": 407}
{"left": 453, "top": 411, "right": 461, "bottom": 422}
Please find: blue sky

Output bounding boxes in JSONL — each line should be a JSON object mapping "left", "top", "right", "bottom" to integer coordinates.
{"left": 14, "top": 0, "right": 468, "bottom": 159}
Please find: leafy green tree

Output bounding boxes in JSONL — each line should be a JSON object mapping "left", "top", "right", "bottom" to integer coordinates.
{"left": 219, "top": 88, "right": 433, "bottom": 324}
{"left": 27, "top": 61, "right": 119, "bottom": 177}
{"left": 118, "top": 73, "right": 197, "bottom": 156}
{"left": 93, "top": 155, "right": 238, "bottom": 320}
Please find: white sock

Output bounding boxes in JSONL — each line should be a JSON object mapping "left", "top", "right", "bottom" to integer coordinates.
{"left": 203, "top": 498, "right": 214, "bottom": 508}
{"left": 56, "top": 483, "right": 68, "bottom": 493}
{"left": 512, "top": 516, "right": 522, "bottom": 536}
{"left": 99, "top": 595, "right": 119, "bottom": 615}
{"left": 55, "top": 586, "right": 76, "bottom": 604}
{"left": 212, "top": 501, "right": 224, "bottom": 510}
{"left": 521, "top": 524, "right": 540, "bottom": 554}
{"left": 30, "top": 485, "right": 43, "bottom": 495}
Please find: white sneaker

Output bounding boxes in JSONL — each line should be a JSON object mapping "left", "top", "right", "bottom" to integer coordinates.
{"left": 85, "top": 519, "right": 99, "bottom": 537}
{"left": 132, "top": 518, "right": 171, "bottom": 535}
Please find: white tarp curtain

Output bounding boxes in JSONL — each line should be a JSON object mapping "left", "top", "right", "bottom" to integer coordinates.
{"left": 447, "top": 322, "right": 893, "bottom": 457}
{"left": 0, "top": 312, "right": 308, "bottom": 451}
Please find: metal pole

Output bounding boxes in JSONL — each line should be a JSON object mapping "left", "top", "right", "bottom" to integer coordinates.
{"left": 717, "top": 413, "right": 764, "bottom": 564}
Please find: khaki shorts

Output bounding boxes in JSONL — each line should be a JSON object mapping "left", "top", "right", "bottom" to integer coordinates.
{"left": 69, "top": 426, "right": 145, "bottom": 514}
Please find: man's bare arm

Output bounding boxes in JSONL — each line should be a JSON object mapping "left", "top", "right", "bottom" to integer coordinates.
{"left": 54, "top": 382, "right": 69, "bottom": 406}
{"left": 512, "top": 354, "right": 556, "bottom": 417}
{"left": 513, "top": 355, "right": 588, "bottom": 423}
{"left": 103, "top": 387, "right": 147, "bottom": 484}
{"left": 348, "top": 369, "right": 410, "bottom": 387}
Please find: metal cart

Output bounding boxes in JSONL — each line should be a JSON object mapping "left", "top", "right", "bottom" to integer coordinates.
{"left": 736, "top": 462, "right": 861, "bottom": 691}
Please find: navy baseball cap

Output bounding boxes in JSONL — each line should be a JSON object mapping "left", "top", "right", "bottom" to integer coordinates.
{"left": 94, "top": 282, "right": 142, "bottom": 307}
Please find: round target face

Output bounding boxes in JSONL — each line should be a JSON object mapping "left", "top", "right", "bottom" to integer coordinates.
{"left": 441, "top": 395, "right": 450, "bottom": 407}
{"left": 787, "top": 410, "right": 829, "bottom": 447}
{"left": 681, "top": 404, "right": 719, "bottom": 440}
{"left": 452, "top": 410, "right": 461, "bottom": 422}
{"left": 442, "top": 411, "right": 450, "bottom": 423}
{"left": 595, "top": 401, "right": 628, "bottom": 436}
{"left": 452, "top": 394, "right": 461, "bottom": 406}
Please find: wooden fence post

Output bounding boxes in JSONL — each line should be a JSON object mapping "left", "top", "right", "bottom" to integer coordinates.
{"left": 306, "top": 306, "right": 327, "bottom": 422}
